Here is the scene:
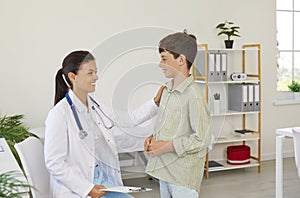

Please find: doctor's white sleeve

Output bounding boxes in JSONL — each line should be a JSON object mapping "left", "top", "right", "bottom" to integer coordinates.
{"left": 102, "top": 99, "right": 158, "bottom": 128}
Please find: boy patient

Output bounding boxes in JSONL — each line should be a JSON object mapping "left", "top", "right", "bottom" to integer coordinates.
{"left": 144, "top": 31, "right": 211, "bottom": 198}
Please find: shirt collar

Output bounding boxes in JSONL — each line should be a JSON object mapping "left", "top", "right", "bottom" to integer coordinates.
{"left": 68, "top": 90, "right": 92, "bottom": 113}
{"left": 165, "top": 75, "right": 194, "bottom": 93}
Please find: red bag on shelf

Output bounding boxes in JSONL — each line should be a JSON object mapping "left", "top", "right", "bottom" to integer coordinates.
{"left": 227, "top": 145, "right": 250, "bottom": 165}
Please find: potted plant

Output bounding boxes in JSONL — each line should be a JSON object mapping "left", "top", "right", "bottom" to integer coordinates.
{"left": 0, "top": 171, "right": 32, "bottom": 198}
{"left": 0, "top": 114, "right": 38, "bottom": 168}
{"left": 213, "top": 93, "right": 221, "bottom": 114}
{"left": 288, "top": 80, "right": 300, "bottom": 100}
{"left": 216, "top": 20, "right": 241, "bottom": 48}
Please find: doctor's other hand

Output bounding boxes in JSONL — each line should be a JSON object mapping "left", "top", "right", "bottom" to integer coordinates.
{"left": 144, "top": 134, "right": 153, "bottom": 152}
{"left": 88, "top": 185, "right": 107, "bottom": 198}
{"left": 154, "top": 85, "right": 166, "bottom": 106}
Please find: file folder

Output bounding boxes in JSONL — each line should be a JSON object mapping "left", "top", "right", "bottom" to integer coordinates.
{"left": 194, "top": 50, "right": 217, "bottom": 81}
{"left": 248, "top": 84, "right": 254, "bottom": 111}
{"left": 208, "top": 53, "right": 216, "bottom": 81}
{"left": 193, "top": 50, "right": 206, "bottom": 77}
{"left": 193, "top": 51, "right": 227, "bottom": 82}
{"left": 215, "top": 53, "right": 221, "bottom": 81}
{"left": 221, "top": 53, "right": 227, "bottom": 81}
{"left": 228, "top": 84, "right": 249, "bottom": 112}
{"left": 194, "top": 53, "right": 216, "bottom": 81}
{"left": 254, "top": 84, "right": 260, "bottom": 111}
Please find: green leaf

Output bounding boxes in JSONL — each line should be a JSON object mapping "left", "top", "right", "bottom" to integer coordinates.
{"left": 0, "top": 114, "right": 39, "bottom": 168}
{"left": 288, "top": 81, "right": 300, "bottom": 92}
{"left": 0, "top": 171, "right": 33, "bottom": 197}
{"left": 216, "top": 20, "right": 241, "bottom": 40}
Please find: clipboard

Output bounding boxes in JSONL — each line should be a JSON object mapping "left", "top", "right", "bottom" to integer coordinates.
{"left": 101, "top": 186, "right": 152, "bottom": 193}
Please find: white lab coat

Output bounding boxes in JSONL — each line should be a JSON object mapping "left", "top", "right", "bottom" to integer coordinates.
{"left": 44, "top": 90, "right": 158, "bottom": 198}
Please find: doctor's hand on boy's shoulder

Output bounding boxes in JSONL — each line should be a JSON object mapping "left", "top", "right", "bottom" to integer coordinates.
{"left": 153, "top": 85, "right": 166, "bottom": 106}
{"left": 88, "top": 185, "right": 107, "bottom": 198}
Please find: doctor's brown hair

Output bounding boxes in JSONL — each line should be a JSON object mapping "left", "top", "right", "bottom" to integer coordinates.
{"left": 54, "top": 51, "right": 95, "bottom": 105}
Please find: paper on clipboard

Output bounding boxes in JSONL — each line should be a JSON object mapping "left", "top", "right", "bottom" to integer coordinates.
{"left": 101, "top": 186, "right": 152, "bottom": 193}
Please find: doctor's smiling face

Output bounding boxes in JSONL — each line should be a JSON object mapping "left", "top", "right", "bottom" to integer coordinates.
{"left": 70, "top": 60, "right": 98, "bottom": 96}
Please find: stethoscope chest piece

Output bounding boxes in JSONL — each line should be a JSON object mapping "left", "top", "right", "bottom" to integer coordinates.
{"left": 79, "top": 130, "right": 88, "bottom": 139}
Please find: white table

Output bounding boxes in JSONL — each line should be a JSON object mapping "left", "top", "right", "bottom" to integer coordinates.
{"left": 0, "top": 138, "right": 30, "bottom": 197}
{"left": 276, "top": 127, "right": 294, "bottom": 198}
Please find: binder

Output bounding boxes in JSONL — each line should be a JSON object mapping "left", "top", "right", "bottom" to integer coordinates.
{"left": 208, "top": 53, "right": 216, "bottom": 81}
{"left": 194, "top": 50, "right": 206, "bottom": 77}
{"left": 221, "top": 53, "right": 227, "bottom": 81}
{"left": 248, "top": 84, "right": 254, "bottom": 111}
{"left": 215, "top": 53, "right": 221, "bottom": 81}
{"left": 193, "top": 51, "right": 227, "bottom": 82}
{"left": 193, "top": 50, "right": 217, "bottom": 81}
{"left": 228, "top": 84, "right": 249, "bottom": 112}
{"left": 242, "top": 85, "right": 249, "bottom": 112}
{"left": 254, "top": 84, "right": 260, "bottom": 111}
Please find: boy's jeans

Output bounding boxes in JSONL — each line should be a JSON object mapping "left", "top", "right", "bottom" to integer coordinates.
{"left": 159, "top": 179, "right": 199, "bottom": 198}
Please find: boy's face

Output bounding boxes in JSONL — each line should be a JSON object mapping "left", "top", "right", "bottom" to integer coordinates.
{"left": 159, "top": 51, "right": 180, "bottom": 78}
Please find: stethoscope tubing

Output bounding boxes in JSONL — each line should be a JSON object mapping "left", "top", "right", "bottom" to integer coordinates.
{"left": 65, "top": 92, "right": 114, "bottom": 139}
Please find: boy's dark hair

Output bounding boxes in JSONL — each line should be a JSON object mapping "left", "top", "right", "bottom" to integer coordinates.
{"left": 159, "top": 30, "right": 197, "bottom": 69}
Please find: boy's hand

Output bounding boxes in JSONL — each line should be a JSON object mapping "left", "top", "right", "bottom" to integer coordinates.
{"left": 154, "top": 85, "right": 166, "bottom": 106}
{"left": 148, "top": 140, "right": 175, "bottom": 157}
{"left": 144, "top": 135, "right": 153, "bottom": 152}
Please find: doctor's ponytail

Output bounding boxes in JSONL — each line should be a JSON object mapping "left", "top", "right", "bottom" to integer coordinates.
{"left": 54, "top": 68, "right": 69, "bottom": 105}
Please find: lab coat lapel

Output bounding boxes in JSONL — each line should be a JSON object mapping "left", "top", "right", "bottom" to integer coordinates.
{"left": 88, "top": 96, "right": 118, "bottom": 156}
{"left": 68, "top": 91, "right": 95, "bottom": 154}
{"left": 92, "top": 111, "right": 118, "bottom": 155}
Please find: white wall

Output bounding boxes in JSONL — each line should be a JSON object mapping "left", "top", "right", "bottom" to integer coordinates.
{"left": 0, "top": 0, "right": 299, "bottom": 160}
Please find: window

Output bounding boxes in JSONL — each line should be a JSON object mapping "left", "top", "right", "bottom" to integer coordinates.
{"left": 276, "top": 0, "right": 300, "bottom": 91}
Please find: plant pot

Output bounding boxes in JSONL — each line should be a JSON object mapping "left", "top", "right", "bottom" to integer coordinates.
{"left": 213, "top": 100, "right": 220, "bottom": 114}
{"left": 225, "top": 40, "right": 234, "bottom": 49}
{"left": 294, "top": 92, "right": 300, "bottom": 100}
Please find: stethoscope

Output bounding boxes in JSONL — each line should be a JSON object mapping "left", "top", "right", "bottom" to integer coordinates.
{"left": 65, "top": 92, "right": 114, "bottom": 139}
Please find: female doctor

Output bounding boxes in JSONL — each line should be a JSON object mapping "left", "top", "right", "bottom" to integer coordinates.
{"left": 44, "top": 50, "right": 162, "bottom": 198}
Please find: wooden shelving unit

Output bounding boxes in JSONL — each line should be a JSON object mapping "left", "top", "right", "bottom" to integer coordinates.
{"left": 193, "top": 44, "right": 261, "bottom": 179}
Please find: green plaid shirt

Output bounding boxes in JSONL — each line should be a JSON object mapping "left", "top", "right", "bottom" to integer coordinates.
{"left": 146, "top": 75, "right": 211, "bottom": 191}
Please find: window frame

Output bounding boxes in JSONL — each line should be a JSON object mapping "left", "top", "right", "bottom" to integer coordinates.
{"left": 276, "top": 0, "right": 300, "bottom": 97}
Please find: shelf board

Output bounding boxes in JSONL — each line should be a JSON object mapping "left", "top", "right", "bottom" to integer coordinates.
{"left": 214, "top": 134, "right": 259, "bottom": 144}
{"left": 205, "top": 159, "right": 259, "bottom": 172}
{"left": 211, "top": 110, "right": 260, "bottom": 116}
{"left": 195, "top": 79, "right": 260, "bottom": 84}
{"left": 197, "top": 48, "right": 259, "bottom": 52}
